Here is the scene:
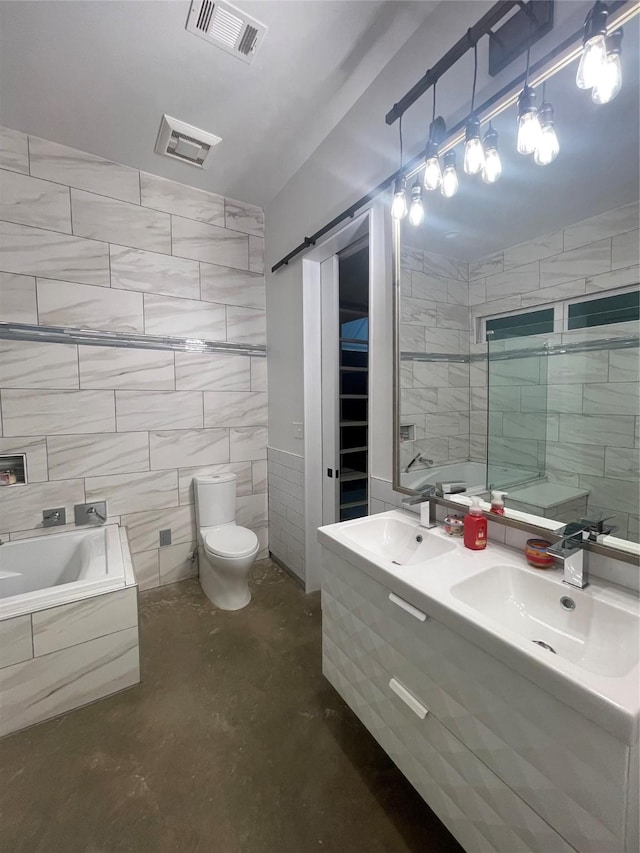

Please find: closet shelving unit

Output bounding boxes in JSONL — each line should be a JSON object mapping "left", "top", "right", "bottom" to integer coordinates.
{"left": 338, "top": 303, "right": 369, "bottom": 521}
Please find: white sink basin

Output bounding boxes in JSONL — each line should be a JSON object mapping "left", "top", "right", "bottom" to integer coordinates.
{"left": 338, "top": 514, "right": 456, "bottom": 566}
{"left": 450, "top": 565, "right": 640, "bottom": 678}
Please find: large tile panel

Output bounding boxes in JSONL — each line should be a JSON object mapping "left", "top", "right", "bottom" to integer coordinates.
{"left": 115, "top": 390, "right": 203, "bottom": 432}
{"left": 0, "top": 340, "right": 79, "bottom": 389}
{"left": 226, "top": 305, "right": 266, "bottom": 344}
{"left": 229, "top": 426, "right": 267, "bottom": 462}
{"left": 224, "top": 198, "right": 264, "bottom": 237}
{"left": 0, "top": 220, "right": 109, "bottom": 287}
{"left": 0, "top": 271, "right": 37, "bottom": 323}
{"left": 174, "top": 352, "right": 251, "bottom": 391}
{"left": 539, "top": 239, "right": 611, "bottom": 287}
{"left": 47, "top": 432, "right": 150, "bottom": 478}
{"left": 248, "top": 236, "right": 265, "bottom": 274}
{"left": 140, "top": 172, "right": 224, "bottom": 224}
{"left": 84, "top": 470, "right": 178, "bottom": 515}
{"left": 37, "top": 278, "right": 144, "bottom": 333}
{"left": 0, "top": 616, "right": 32, "bottom": 669}
{"left": 0, "top": 127, "right": 29, "bottom": 175}
{"left": 32, "top": 587, "right": 138, "bottom": 656}
{"left": 79, "top": 345, "right": 175, "bottom": 390}
{"left": 71, "top": 189, "right": 171, "bottom": 254}
{"left": 0, "top": 170, "right": 72, "bottom": 232}
{"left": 149, "top": 428, "right": 229, "bottom": 469}
{"left": 132, "top": 550, "right": 160, "bottom": 590}
{"left": 171, "top": 215, "right": 249, "bottom": 269}
{"left": 109, "top": 244, "right": 200, "bottom": 300}
{"left": 203, "top": 391, "right": 267, "bottom": 427}
{"left": 199, "top": 263, "right": 265, "bottom": 309}
{"left": 122, "top": 505, "right": 195, "bottom": 553}
{"left": 0, "top": 627, "right": 139, "bottom": 737}
{"left": 0, "top": 478, "right": 85, "bottom": 531}
{"left": 158, "top": 541, "right": 197, "bottom": 585}
{"left": 29, "top": 137, "right": 141, "bottom": 203}
{"left": 143, "top": 293, "right": 226, "bottom": 340}
{"left": 1, "top": 389, "right": 115, "bottom": 435}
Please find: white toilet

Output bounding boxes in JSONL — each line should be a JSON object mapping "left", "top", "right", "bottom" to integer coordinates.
{"left": 194, "top": 474, "right": 259, "bottom": 611}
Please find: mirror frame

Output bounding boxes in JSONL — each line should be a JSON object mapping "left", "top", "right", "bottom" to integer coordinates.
{"left": 391, "top": 219, "right": 640, "bottom": 567}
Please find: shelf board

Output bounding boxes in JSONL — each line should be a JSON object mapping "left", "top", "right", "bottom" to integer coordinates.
{"left": 340, "top": 337, "right": 369, "bottom": 345}
{"left": 339, "top": 499, "right": 369, "bottom": 510}
{"left": 339, "top": 366, "right": 368, "bottom": 373}
{"left": 340, "top": 445, "right": 368, "bottom": 454}
{"left": 340, "top": 469, "right": 367, "bottom": 482}
{"left": 340, "top": 394, "right": 368, "bottom": 399}
{"left": 340, "top": 420, "right": 367, "bottom": 427}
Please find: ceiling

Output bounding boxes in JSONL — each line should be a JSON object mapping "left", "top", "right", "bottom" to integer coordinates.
{"left": 0, "top": 0, "right": 440, "bottom": 208}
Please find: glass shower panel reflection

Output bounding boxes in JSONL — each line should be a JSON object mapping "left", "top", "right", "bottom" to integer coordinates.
{"left": 487, "top": 334, "right": 549, "bottom": 493}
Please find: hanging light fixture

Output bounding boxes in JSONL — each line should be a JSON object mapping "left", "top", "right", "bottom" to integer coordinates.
{"left": 391, "top": 116, "right": 407, "bottom": 220}
{"left": 576, "top": 1, "right": 609, "bottom": 90}
{"left": 534, "top": 84, "right": 559, "bottom": 166}
{"left": 481, "top": 124, "right": 501, "bottom": 183}
{"left": 592, "top": 29, "right": 623, "bottom": 104}
{"left": 464, "top": 42, "right": 485, "bottom": 175}
{"left": 409, "top": 179, "right": 425, "bottom": 226}
{"left": 441, "top": 150, "right": 459, "bottom": 198}
{"left": 516, "top": 28, "right": 542, "bottom": 157}
{"left": 423, "top": 86, "right": 446, "bottom": 190}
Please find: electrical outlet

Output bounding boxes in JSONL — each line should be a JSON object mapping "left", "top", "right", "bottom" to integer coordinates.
{"left": 159, "top": 529, "right": 172, "bottom": 547}
{"left": 292, "top": 422, "right": 304, "bottom": 439}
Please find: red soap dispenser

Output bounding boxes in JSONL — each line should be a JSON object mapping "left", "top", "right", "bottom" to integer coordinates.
{"left": 464, "top": 497, "right": 487, "bottom": 551}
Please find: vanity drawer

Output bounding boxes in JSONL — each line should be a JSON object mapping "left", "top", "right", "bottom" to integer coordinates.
{"left": 323, "top": 617, "right": 575, "bottom": 853}
{"left": 322, "top": 555, "right": 630, "bottom": 852}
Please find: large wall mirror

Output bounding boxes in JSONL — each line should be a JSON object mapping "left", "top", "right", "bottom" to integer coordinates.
{"left": 393, "top": 17, "right": 639, "bottom": 552}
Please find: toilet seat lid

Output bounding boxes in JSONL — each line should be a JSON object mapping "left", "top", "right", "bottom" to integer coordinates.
{"left": 204, "top": 526, "right": 258, "bottom": 558}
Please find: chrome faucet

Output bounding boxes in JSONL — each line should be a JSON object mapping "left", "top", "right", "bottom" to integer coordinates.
{"left": 405, "top": 453, "right": 434, "bottom": 473}
{"left": 403, "top": 487, "right": 437, "bottom": 528}
{"left": 547, "top": 523, "right": 590, "bottom": 589}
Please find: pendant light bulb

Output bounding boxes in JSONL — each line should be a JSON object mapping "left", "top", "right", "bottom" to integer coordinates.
{"left": 423, "top": 141, "right": 442, "bottom": 190}
{"left": 464, "top": 116, "right": 484, "bottom": 175}
{"left": 441, "top": 151, "right": 459, "bottom": 198}
{"left": 423, "top": 117, "right": 446, "bottom": 190}
{"left": 576, "top": 2, "right": 609, "bottom": 90}
{"left": 409, "top": 180, "right": 425, "bottom": 227}
{"left": 534, "top": 102, "right": 559, "bottom": 166}
{"left": 391, "top": 175, "right": 408, "bottom": 220}
{"left": 592, "top": 29, "right": 623, "bottom": 104}
{"left": 481, "top": 126, "right": 501, "bottom": 184}
{"left": 516, "top": 86, "right": 542, "bottom": 155}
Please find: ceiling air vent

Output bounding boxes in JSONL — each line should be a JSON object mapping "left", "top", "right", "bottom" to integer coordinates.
{"left": 186, "top": 0, "right": 267, "bottom": 64}
{"left": 154, "top": 115, "right": 222, "bottom": 169}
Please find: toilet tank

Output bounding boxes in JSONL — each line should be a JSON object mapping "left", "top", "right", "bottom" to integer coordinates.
{"left": 194, "top": 474, "right": 237, "bottom": 527}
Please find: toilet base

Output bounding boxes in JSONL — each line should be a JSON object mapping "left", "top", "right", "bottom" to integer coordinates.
{"left": 198, "top": 547, "right": 253, "bottom": 611}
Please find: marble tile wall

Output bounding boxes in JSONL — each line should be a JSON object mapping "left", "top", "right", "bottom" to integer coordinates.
{"left": 469, "top": 202, "right": 639, "bottom": 540}
{"left": 399, "top": 246, "right": 470, "bottom": 473}
{"left": 0, "top": 585, "right": 139, "bottom": 737}
{"left": 267, "top": 448, "right": 304, "bottom": 581}
{"left": 0, "top": 127, "right": 268, "bottom": 583}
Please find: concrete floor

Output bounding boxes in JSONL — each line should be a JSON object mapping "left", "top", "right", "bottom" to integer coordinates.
{"left": 0, "top": 560, "right": 463, "bottom": 853}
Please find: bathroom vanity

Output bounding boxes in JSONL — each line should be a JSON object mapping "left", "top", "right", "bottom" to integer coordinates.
{"left": 318, "top": 510, "right": 639, "bottom": 853}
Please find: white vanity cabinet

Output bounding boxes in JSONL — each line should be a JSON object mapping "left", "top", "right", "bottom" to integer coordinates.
{"left": 321, "top": 547, "right": 639, "bottom": 853}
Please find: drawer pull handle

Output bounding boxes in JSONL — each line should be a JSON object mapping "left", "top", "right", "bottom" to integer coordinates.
{"left": 389, "top": 592, "right": 427, "bottom": 622}
{"left": 389, "top": 677, "right": 429, "bottom": 720}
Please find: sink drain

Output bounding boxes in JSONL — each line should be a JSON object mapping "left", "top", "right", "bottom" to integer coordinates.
{"left": 560, "top": 596, "right": 576, "bottom": 611}
{"left": 532, "top": 640, "right": 557, "bottom": 654}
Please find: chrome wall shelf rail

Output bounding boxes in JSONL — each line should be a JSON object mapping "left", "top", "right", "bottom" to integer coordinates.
{"left": 0, "top": 322, "right": 267, "bottom": 358}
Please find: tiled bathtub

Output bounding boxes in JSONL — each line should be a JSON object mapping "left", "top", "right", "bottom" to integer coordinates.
{"left": 0, "top": 525, "right": 140, "bottom": 737}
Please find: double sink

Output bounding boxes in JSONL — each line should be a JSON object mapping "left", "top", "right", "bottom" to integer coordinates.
{"left": 319, "top": 509, "right": 640, "bottom": 743}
